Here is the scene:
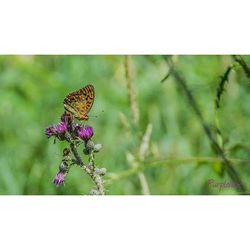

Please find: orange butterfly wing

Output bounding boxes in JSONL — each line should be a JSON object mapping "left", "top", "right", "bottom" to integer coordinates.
{"left": 63, "top": 84, "right": 95, "bottom": 120}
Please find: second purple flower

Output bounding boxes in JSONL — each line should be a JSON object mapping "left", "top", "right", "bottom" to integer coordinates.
{"left": 75, "top": 126, "right": 94, "bottom": 141}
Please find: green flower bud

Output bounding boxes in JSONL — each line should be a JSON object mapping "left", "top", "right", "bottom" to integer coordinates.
{"left": 94, "top": 144, "right": 102, "bottom": 152}
{"left": 59, "top": 161, "right": 68, "bottom": 172}
{"left": 85, "top": 140, "right": 95, "bottom": 151}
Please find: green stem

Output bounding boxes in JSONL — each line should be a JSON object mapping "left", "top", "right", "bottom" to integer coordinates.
{"left": 70, "top": 143, "right": 105, "bottom": 195}
{"left": 107, "top": 156, "right": 250, "bottom": 183}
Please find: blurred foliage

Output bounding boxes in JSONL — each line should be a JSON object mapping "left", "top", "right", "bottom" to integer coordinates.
{"left": 1, "top": 55, "right": 250, "bottom": 194}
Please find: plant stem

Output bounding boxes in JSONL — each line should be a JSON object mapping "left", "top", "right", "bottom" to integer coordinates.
{"left": 125, "top": 55, "right": 150, "bottom": 194}
{"left": 70, "top": 143, "right": 105, "bottom": 195}
{"left": 233, "top": 55, "right": 250, "bottom": 82}
{"left": 107, "top": 156, "right": 250, "bottom": 183}
{"left": 125, "top": 55, "right": 139, "bottom": 125}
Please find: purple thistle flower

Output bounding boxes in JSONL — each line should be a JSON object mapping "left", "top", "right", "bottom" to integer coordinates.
{"left": 45, "top": 125, "right": 57, "bottom": 138}
{"left": 76, "top": 126, "right": 94, "bottom": 141}
{"left": 45, "top": 121, "right": 67, "bottom": 140}
{"left": 54, "top": 122, "right": 67, "bottom": 134}
{"left": 53, "top": 171, "right": 65, "bottom": 186}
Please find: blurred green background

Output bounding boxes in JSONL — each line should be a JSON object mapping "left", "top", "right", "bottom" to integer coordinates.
{"left": 1, "top": 55, "right": 250, "bottom": 194}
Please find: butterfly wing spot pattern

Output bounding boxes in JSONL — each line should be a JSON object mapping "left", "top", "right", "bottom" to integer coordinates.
{"left": 63, "top": 84, "right": 95, "bottom": 120}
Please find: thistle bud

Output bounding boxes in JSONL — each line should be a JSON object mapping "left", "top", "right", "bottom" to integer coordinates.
{"left": 94, "top": 144, "right": 102, "bottom": 152}
{"left": 59, "top": 161, "right": 68, "bottom": 172}
{"left": 86, "top": 140, "right": 95, "bottom": 151}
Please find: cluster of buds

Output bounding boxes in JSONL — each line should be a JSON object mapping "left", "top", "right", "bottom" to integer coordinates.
{"left": 53, "top": 148, "right": 71, "bottom": 186}
{"left": 45, "top": 112, "right": 105, "bottom": 193}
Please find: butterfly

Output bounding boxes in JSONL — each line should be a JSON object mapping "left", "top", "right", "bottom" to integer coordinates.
{"left": 63, "top": 84, "right": 95, "bottom": 120}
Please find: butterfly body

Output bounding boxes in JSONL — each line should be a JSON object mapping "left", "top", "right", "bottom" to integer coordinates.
{"left": 63, "top": 84, "right": 95, "bottom": 120}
